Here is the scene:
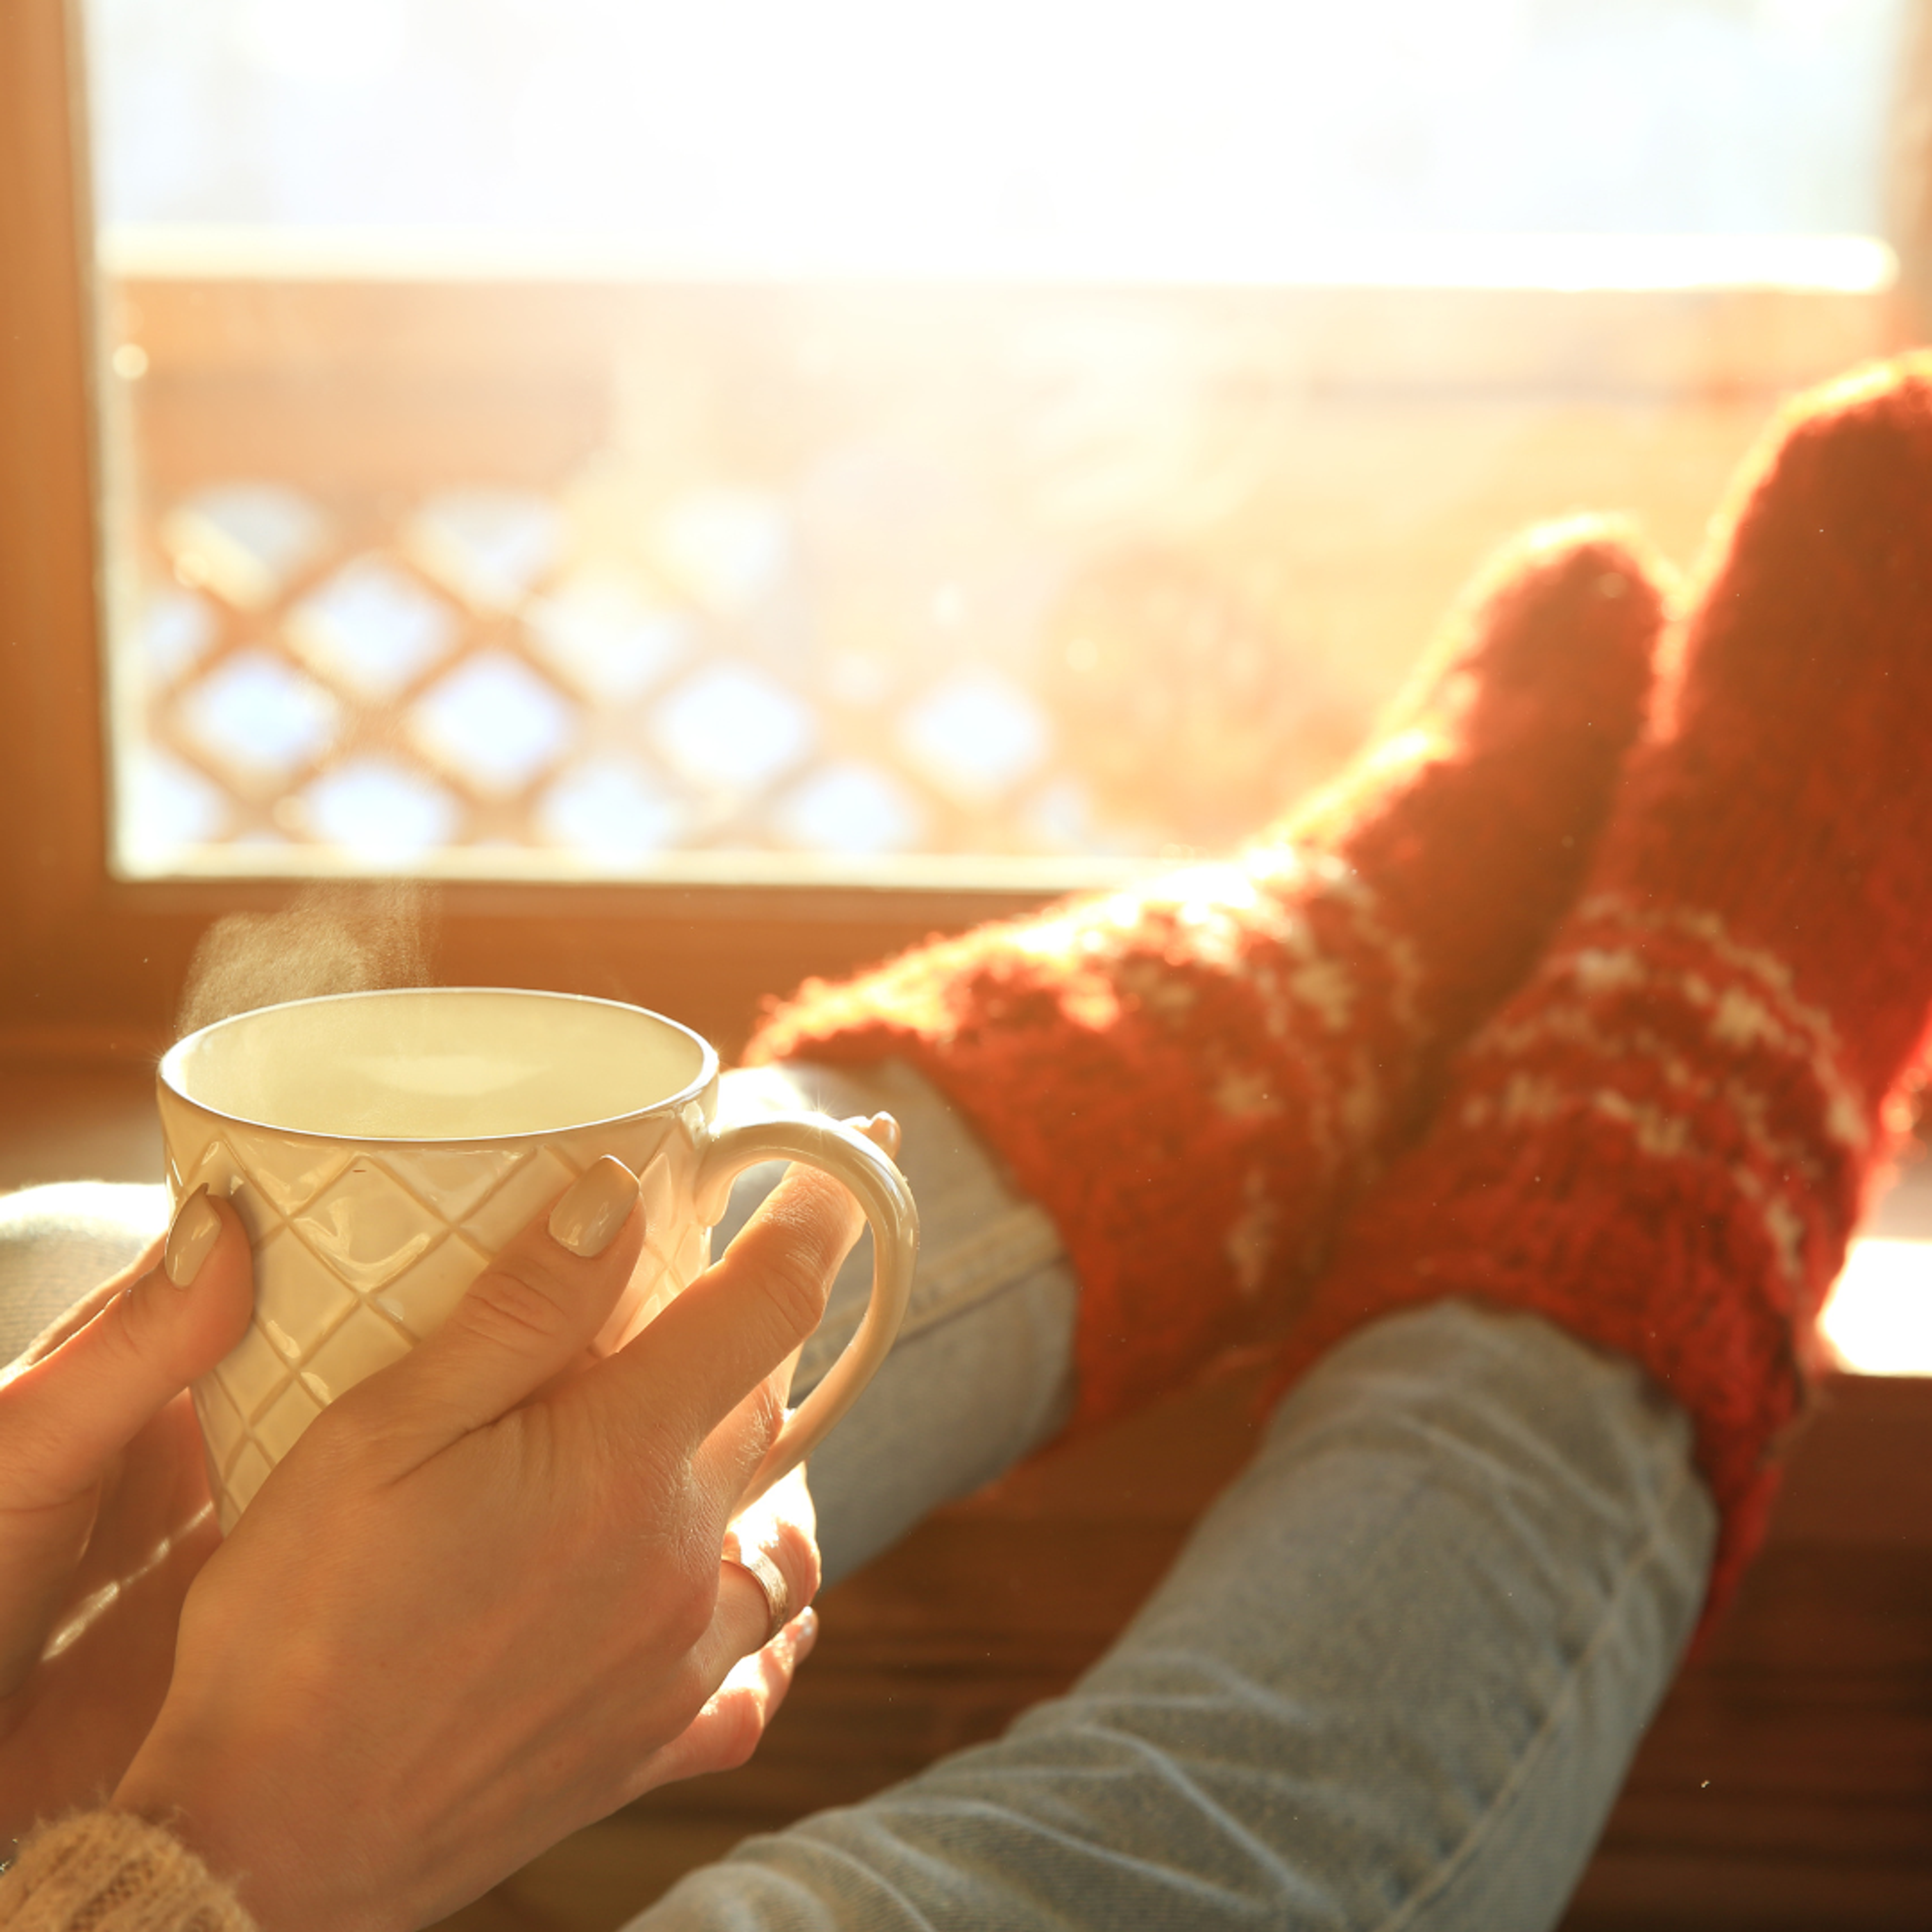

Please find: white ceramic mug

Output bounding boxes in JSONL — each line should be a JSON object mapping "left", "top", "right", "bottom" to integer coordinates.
{"left": 157, "top": 987, "right": 918, "bottom": 1533}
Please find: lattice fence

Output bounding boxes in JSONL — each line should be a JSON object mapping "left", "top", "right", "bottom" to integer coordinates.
{"left": 108, "top": 288, "right": 1356, "bottom": 880}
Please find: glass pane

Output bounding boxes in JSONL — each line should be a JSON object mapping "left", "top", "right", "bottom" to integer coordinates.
{"left": 82, "top": 0, "right": 1909, "bottom": 880}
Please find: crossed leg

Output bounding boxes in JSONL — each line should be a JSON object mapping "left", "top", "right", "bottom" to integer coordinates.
{"left": 674, "top": 1055, "right": 1715, "bottom": 1932}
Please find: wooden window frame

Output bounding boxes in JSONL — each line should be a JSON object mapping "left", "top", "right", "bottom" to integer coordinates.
{"left": 6, "top": 0, "right": 1928, "bottom": 1065}
{"left": 0, "top": 0, "right": 1056, "bottom": 1065}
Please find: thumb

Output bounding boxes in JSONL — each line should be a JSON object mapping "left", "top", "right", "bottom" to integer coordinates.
{"left": 0, "top": 1188, "right": 254, "bottom": 1512}
{"left": 0, "top": 1189, "right": 251, "bottom": 1701}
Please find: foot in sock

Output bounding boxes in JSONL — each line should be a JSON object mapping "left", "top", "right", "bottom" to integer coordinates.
{"left": 750, "top": 519, "right": 1668, "bottom": 1435}
{"left": 1285, "top": 352, "right": 1932, "bottom": 1615}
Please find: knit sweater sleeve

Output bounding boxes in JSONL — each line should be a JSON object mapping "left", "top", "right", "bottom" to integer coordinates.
{"left": 0, "top": 1813, "right": 253, "bottom": 1932}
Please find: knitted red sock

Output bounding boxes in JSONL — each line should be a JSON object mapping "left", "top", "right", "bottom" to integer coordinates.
{"left": 750, "top": 519, "right": 1666, "bottom": 1433}
{"left": 1278, "top": 354, "right": 1932, "bottom": 1616}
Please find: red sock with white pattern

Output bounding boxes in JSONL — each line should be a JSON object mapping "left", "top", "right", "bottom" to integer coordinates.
{"left": 1278, "top": 354, "right": 1932, "bottom": 1615}
{"left": 749, "top": 519, "right": 1666, "bottom": 1435}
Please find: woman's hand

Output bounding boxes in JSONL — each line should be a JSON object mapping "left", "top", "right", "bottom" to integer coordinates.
{"left": 0, "top": 1192, "right": 255, "bottom": 1831}
{"left": 112, "top": 1130, "right": 881, "bottom": 1932}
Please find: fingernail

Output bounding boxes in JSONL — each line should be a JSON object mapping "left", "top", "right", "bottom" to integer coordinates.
{"left": 164, "top": 1186, "right": 221, "bottom": 1287}
{"left": 856, "top": 1111, "right": 901, "bottom": 1159}
{"left": 792, "top": 1604, "right": 819, "bottom": 1654}
{"left": 548, "top": 1156, "right": 639, "bottom": 1258}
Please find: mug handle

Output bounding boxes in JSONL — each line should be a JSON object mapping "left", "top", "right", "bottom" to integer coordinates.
{"left": 693, "top": 1113, "right": 919, "bottom": 1504}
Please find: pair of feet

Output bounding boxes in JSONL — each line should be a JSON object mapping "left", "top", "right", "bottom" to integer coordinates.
{"left": 756, "top": 353, "right": 1932, "bottom": 1619}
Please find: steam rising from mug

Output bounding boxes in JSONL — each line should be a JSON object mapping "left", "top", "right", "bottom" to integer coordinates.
{"left": 176, "top": 883, "right": 436, "bottom": 1039}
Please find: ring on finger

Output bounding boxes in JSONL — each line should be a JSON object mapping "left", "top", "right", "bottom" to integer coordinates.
{"left": 721, "top": 1540, "right": 792, "bottom": 1648}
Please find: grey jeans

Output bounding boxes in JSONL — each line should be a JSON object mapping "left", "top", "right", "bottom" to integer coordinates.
{"left": 0, "top": 1062, "right": 1715, "bottom": 1932}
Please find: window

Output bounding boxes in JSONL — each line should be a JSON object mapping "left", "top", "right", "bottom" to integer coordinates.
{"left": 3, "top": 0, "right": 1925, "bottom": 1050}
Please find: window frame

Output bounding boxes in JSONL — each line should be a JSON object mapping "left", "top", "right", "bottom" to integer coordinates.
{"left": 0, "top": 0, "right": 1060, "bottom": 1065}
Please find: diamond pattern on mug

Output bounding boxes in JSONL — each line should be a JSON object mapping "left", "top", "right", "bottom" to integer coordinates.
{"left": 179, "top": 1089, "right": 725, "bottom": 1532}
{"left": 299, "top": 1306, "right": 415, "bottom": 1405}
{"left": 226, "top": 1124, "right": 356, "bottom": 1219}
{"left": 635, "top": 1243, "right": 673, "bottom": 1307}
{"left": 254, "top": 1378, "right": 325, "bottom": 1463}
{"left": 174, "top": 1135, "right": 282, "bottom": 1244}
{"left": 373, "top": 1231, "right": 491, "bottom": 1340}
{"left": 594, "top": 1268, "right": 649, "bottom": 1357}
{"left": 640, "top": 1223, "right": 687, "bottom": 1304}
{"left": 254, "top": 1227, "right": 358, "bottom": 1363}
{"left": 375, "top": 1144, "right": 529, "bottom": 1224}
{"left": 163, "top": 1134, "right": 188, "bottom": 1197}
{"left": 639, "top": 1248, "right": 685, "bottom": 1324}
{"left": 596, "top": 1243, "right": 680, "bottom": 1356}
{"left": 637, "top": 1145, "right": 678, "bottom": 1239}
{"left": 293, "top": 1160, "right": 443, "bottom": 1291}
{"left": 193, "top": 1373, "right": 247, "bottom": 1471}
{"left": 224, "top": 1175, "right": 282, "bottom": 1246}
{"left": 178, "top": 1134, "right": 241, "bottom": 1197}
{"left": 460, "top": 1145, "right": 580, "bottom": 1252}
{"left": 675, "top": 1225, "right": 710, "bottom": 1286}
{"left": 224, "top": 1441, "right": 276, "bottom": 1524}
{"left": 594, "top": 1117, "right": 677, "bottom": 1181}
{"left": 215, "top": 1321, "right": 292, "bottom": 1425}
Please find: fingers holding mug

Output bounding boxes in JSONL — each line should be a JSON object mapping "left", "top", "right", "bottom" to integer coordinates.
{"left": 157, "top": 993, "right": 918, "bottom": 1542}
{"left": 624, "top": 1603, "right": 821, "bottom": 1798}
{"left": 0, "top": 1193, "right": 252, "bottom": 1514}
{"left": 354, "top": 1159, "right": 645, "bottom": 1458}
{"left": 621, "top": 1463, "right": 820, "bottom": 1796}
{"left": 717, "top": 1464, "right": 819, "bottom": 1654}
{"left": 606, "top": 1113, "right": 909, "bottom": 1492}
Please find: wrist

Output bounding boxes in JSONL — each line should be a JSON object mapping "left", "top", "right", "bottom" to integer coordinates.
{"left": 113, "top": 1737, "right": 285, "bottom": 1932}
{"left": 114, "top": 1738, "right": 400, "bottom": 1932}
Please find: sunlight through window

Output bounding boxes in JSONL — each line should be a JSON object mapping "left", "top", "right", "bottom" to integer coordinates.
{"left": 82, "top": 1, "right": 1912, "bottom": 879}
